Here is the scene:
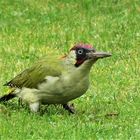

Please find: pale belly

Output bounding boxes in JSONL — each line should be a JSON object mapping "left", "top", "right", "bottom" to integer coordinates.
{"left": 38, "top": 76, "right": 89, "bottom": 104}
{"left": 18, "top": 75, "right": 89, "bottom": 104}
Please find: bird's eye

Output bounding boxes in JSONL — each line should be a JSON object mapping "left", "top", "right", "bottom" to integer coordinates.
{"left": 77, "top": 49, "right": 83, "bottom": 55}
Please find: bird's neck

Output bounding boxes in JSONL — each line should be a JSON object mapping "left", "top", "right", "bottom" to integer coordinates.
{"left": 62, "top": 54, "right": 95, "bottom": 77}
{"left": 78, "top": 60, "right": 95, "bottom": 74}
{"left": 70, "top": 60, "right": 94, "bottom": 80}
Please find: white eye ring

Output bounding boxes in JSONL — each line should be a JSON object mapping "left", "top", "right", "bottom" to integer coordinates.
{"left": 78, "top": 49, "right": 83, "bottom": 54}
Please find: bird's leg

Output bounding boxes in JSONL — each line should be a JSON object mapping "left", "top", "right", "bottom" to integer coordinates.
{"left": 62, "top": 103, "right": 75, "bottom": 114}
{"left": 29, "top": 102, "right": 40, "bottom": 113}
{"left": 18, "top": 98, "right": 24, "bottom": 107}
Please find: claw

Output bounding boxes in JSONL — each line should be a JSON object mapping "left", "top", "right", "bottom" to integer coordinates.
{"left": 62, "top": 103, "right": 75, "bottom": 114}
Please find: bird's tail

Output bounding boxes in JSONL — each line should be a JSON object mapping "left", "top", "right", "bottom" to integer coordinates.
{"left": 0, "top": 88, "right": 17, "bottom": 102}
{"left": 0, "top": 93, "right": 16, "bottom": 102}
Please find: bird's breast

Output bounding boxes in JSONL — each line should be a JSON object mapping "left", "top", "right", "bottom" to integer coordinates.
{"left": 37, "top": 72, "right": 90, "bottom": 104}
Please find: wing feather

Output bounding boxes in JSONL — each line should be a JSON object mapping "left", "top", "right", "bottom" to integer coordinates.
{"left": 4, "top": 57, "right": 62, "bottom": 89}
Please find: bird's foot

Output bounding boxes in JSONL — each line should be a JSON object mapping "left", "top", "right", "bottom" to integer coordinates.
{"left": 18, "top": 98, "right": 24, "bottom": 107}
{"left": 62, "top": 103, "right": 75, "bottom": 114}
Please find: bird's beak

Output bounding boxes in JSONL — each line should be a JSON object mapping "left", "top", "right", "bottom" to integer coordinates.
{"left": 87, "top": 51, "right": 112, "bottom": 59}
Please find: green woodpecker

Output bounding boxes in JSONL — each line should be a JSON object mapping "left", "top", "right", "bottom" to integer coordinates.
{"left": 0, "top": 43, "right": 111, "bottom": 113}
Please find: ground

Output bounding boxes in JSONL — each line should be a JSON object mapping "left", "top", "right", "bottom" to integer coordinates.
{"left": 0, "top": 0, "right": 140, "bottom": 139}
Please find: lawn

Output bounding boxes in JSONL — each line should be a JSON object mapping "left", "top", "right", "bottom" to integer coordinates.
{"left": 0, "top": 0, "right": 140, "bottom": 139}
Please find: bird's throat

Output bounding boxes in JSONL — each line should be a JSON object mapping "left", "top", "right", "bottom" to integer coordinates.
{"left": 77, "top": 59, "right": 95, "bottom": 74}
{"left": 75, "top": 58, "right": 86, "bottom": 67}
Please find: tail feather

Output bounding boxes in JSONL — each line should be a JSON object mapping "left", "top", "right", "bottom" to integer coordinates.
{"left": 0, "top": 93, "right": 16, "bottom": 102}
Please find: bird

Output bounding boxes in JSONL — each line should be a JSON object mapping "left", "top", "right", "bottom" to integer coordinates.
{"left": 0, "top": 43, "right": 111, "bottom": 113}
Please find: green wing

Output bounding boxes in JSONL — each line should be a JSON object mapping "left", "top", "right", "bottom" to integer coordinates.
{"left": 4, "top": 56, "right": 63, "bottom": 89}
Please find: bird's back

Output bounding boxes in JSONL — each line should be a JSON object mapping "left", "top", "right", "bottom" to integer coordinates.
{"left": 4, "top": 55, "right": 63, "bottom": 89}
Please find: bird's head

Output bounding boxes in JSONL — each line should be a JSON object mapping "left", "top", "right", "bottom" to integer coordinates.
{"left": 67, "top": 43, "right": 112, "bottom": 67}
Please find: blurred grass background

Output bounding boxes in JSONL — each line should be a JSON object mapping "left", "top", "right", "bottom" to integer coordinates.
{"left": 0, "top": 0, "right": 140, "bottom": 139}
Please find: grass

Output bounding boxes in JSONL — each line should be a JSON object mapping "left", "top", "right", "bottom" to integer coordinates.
{"left": 0, "top": 0, "right": 140, "bottom": 139}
